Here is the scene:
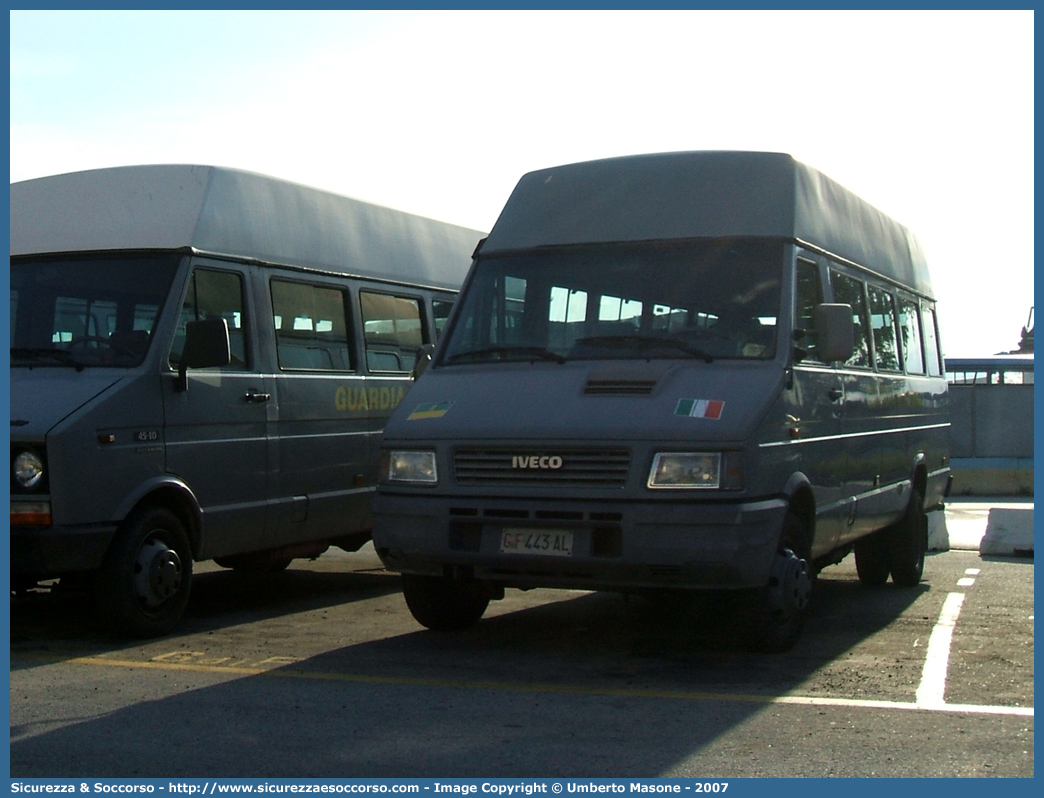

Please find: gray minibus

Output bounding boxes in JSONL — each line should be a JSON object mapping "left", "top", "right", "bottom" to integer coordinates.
{"left": 372, "top": 151, "right": 951, "bottom": 652}
{"left": 10, "top": 164, "right": 483, "bottom": 636}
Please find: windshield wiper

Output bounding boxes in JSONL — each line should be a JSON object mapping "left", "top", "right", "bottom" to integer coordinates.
{"left": 446, "top": 345, "right": 567, "bottom": 364}
{"left": 10, "top": 347, "right": 86, "bottom": 370}
{"left": 574, "top": 335, "right": 714, "bottom": 363}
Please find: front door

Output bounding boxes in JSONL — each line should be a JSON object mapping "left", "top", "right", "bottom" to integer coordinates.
{"left": 789, "top": 256, "right": 846, "bottom": 558}
{"left": 163, "top": 262, "right": 271, "bottom": 559}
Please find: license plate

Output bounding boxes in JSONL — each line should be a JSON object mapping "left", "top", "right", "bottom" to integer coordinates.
{"left": 500, "top": 528, "right": 574, "bottom": 557}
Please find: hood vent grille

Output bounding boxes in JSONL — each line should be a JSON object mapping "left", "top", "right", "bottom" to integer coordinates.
{"left": 584, "top": 379, "right": 657, "bottom": 396}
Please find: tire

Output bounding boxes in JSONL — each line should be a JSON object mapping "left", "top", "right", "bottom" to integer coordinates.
{"left": 94, "top": 506, "right": 193, "bottom": 638}
{"left": 401, "top": 573, "right": 490, "bottom": 631}
{"left": 888, "top": 488, "right": 927, "bottom": 587}
{"left": 854, "top": 531, "right": 891, "bottom": 586}
{"left": 742, "top": 511, "right": 813, "bottom": 653}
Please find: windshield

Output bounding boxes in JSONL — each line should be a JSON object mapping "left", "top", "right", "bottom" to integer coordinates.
{"left": 441, "top": 240, "right": 783, "bottom": 365}
{"left": 10, "top": 254, "right": 181, "bottom": 368}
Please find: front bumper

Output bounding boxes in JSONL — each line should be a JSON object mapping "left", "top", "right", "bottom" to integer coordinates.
{"left": 11, "top": 522, "right": 118, "bottom": 577}
{"left": 372, "top": 493, "right": 788, "bottom": 592}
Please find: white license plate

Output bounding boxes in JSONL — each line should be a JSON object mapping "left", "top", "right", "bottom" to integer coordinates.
{"left": 500, "top": 528, "right": 574, "bottom": 557}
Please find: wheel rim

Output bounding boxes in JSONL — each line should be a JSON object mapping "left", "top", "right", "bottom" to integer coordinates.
{"left": 131, "top": 534, "right": 183, "bottom": 609}
{"left": 767, "top": 547, "right": 812, "bottom": 617}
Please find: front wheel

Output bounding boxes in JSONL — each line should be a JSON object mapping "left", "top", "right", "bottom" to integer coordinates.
{"left": 94, "top": 506, "right": 193, "bottom": 637}
{"left": 401, "top": 573, "right": 490, "bottom": 631}
{"left": 887, "top": 488, "right": 927, "bottom": 587}
{"left": 742, "top": 511, "right": 812, "bottom": 653}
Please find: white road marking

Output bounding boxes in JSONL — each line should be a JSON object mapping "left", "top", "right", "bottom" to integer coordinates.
{"left": 916, "top": 592, "right": 965, "bottom": 709}
{"left": 12, "top": 648, "right": 1034, "bottom": 718}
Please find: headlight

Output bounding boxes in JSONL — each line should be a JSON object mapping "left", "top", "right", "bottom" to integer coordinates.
{"left": 647, "top": 452, "right": 743, "bottom": 490}
{"left": 13, "top": 449, "right": 46, "bottom": 491}
{"left": 382, "top": 450, "right": 438, "bottom": 485}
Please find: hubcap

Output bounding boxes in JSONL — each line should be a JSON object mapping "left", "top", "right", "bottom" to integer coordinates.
{"left": 132, "top": 536, "right": 183, "bottom": 609}
{"left": 767, "top": 547, "right": 812, "bottom": 617}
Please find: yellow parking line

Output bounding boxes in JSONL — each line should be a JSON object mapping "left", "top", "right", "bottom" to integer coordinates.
{"left": 12, "top": 650, "right": 1033, "bottom": 718}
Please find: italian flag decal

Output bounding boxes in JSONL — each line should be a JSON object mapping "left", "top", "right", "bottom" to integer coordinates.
{"left": 675, "top": 398, "right": 724, "bottom": 420}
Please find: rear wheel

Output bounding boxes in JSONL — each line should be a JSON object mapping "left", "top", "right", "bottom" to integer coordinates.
{"left": 743, "top": 511, "right": 812, "bottom": 653}
{"left": 854, "top": 531, "right": 891, "bottom": 586}
{"left": 888, "top": 488, "right": 927, "bottom": 587}
{"left": 95, "top": 506, "right": 193, "bottom": 637}
{"left": 401, "top": 573, "right": 490, "bottom": 631}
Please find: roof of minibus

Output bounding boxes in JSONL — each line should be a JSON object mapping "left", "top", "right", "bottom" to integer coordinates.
{"left": 479, "top": 151, "right": 933, "bottom": 298}
{"left": 10, "top": 164, "right": 483, "bottom": 291}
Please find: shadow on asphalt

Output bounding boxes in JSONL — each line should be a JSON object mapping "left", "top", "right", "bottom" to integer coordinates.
{"left": 9, "top": 561, "right": 402, "bottom": 648}
{"left": 10, "top": 565, "right": 934, "bottom": 777}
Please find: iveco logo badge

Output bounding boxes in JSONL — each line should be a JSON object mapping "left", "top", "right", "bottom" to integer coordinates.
{"left": 511, "top": 455, "right": 564, "bottom": 470}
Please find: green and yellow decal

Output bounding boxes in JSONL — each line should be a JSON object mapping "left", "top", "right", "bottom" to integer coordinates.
{"left": 408, "top": 401, "right": 454, "bottom": 420}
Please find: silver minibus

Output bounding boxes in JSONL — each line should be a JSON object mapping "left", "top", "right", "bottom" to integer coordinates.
{"left": 372, "top": 151, "right": 950, "bottom": 651}
{"left": 10, "top": 164, "right": 483, "bottom": 636}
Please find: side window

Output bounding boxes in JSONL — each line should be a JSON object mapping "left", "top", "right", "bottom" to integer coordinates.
{"left": 598, "top": 294, "right": 643, "bottom": 326}
{"left": 547, "top": 284, "right": 588, "bottom": 351}
{"left": 651, "top": 304, "right": 688, "bottom": 334}
{"left": 452, "top": 274, "right": 525, "bottom": 353}
{"left": 53, "top": 296, "right": 106, "bottom": 343}
{"left": 501, "top": 276, "right": 528, "bottom": 342}
{"left": 831, "top": 271, "right": 871, "bottom": 368}
{"left": 271, "top": 279, "right": 354, "bottom": 371}
{"left": 360, "top": 291, "right": 424, "bottom": 373}
{"left": 922, "top": 304, "right": 943, "bottom": 377}
{"left": 794, "top": 258, "right": 824, "bottom": 363}
{"left": 170, "top": 268, "right": 247, "bottom": 369}
{"left": 868, "top": 286, "right": 901, "bottom": 372}
{"left": 432, "top": 298, "right": 454, "bottom": 340}
{"left": 898, "top": 299, "right": 925, "bottom": 375}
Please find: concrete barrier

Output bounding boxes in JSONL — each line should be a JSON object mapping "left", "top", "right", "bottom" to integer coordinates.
{"left": 980, "top": 507, "right": 1035, "bottom": 556}
{"left": 928, "top": 509, "right": 949, "bottom": 552}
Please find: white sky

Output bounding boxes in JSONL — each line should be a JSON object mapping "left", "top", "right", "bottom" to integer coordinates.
{"left": 9, "top": 9, "right": 1035, "bottom": 357}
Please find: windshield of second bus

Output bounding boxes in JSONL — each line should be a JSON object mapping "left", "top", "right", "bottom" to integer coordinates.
{"left": 441, "top": 240, "right": 783, "bottom": 365}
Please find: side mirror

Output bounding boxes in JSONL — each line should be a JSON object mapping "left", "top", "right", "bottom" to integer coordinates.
{"left": 813, "top": 303, "right": 855, "bottom": 363}
{"left": 175, "top": 317, "right": 231, "bottom": 392}
{"left": 412, "top": 343, "right": 436, "bottom": 380}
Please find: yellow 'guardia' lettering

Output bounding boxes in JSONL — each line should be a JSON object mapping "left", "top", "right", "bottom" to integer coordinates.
{"left": 335, "top": 384, "right": 405, "bottom": 414}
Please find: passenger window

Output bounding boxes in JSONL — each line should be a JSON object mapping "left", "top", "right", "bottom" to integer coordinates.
{"left": 652, "top": 304, "right": 688, "bottom": 333}
{"left": 170, "top": 268, "right": 248, "bottom": 369}
{"left": 433, "top": 298, "right": 454, "bottom": 340}
{"left": 457, "top": 274, "right": 527, "bottom": 351}
{"left": 831, "top": 272, "right": 871, "bottom": 368}
{"left": 271, "top": 280, "right": 354, "bottom": 371}
{"left": 598, "top": 295, "right": 642, "bottom": 325}
{"left": 360, "top": 291, "right": 424, "bottom": 372}
{"left": 868, "top": 286, "right": 901, "bottom": 372}
{"left": 922, "top": 305, "right": 943, "bottom": 377}
{"left": 501, "top": 276, "right": 528, "bottom": 341}
{"left": 53, "top": 296, "right": 106, "bottom": 342}
{"left": 548, "top": 285, "right": 588, "bottom": 351}
{"left": 794, "top": 259, "right": 824, "bottom": 363}
{"left": 898, "top": 299, "right": 925, "bottom": 375}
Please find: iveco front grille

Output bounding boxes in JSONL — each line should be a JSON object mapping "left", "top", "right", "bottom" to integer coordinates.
{"left": 454, "top": 449, "right": 630, "bottom": 487}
